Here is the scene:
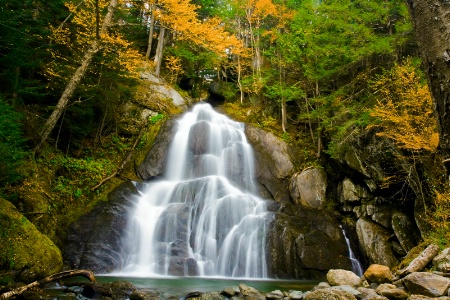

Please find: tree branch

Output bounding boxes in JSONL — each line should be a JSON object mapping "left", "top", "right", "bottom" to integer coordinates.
{"left": 0, "top": 270, "right": 95, "bottom": 300}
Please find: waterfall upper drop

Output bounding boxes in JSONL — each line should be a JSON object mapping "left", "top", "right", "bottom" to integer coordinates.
{"left": 120, "top": 103, "right": 270, "bottom": 278}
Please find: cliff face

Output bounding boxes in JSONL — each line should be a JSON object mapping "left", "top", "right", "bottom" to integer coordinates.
{"left": 61, "top": 113, "right": 425, "bottom": 279}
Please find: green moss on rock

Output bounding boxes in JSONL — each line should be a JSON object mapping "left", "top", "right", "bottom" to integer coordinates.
{"left": 0, "top": 198, "right": 62, "bottom": 283}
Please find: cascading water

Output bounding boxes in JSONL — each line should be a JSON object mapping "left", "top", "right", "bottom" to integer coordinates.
{"left": 119, "top": 103, "right": 270, "bottom": 278}
{"left": 340, "top": 226, "right": 364, "bottom": 276}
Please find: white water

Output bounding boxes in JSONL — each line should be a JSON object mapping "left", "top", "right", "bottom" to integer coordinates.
{"left": 341, "top": 226, "right": 364, "bottom": 277}
{"left": 119, "top": 103, "right": 269, "bottom": 278}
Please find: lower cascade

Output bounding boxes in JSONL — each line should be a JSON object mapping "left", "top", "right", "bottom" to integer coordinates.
{"left": 119, "top": 103, "right": 270, "bottom": 278}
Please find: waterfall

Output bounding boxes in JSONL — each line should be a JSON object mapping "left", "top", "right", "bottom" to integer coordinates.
{"left": 119, "top": 103, "right": 270, "bottom": 278}
{"left": 340, "top": 226, "right": 364, "bottom": 277}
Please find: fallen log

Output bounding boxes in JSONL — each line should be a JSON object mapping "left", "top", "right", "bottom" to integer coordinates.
{"left": 0, "top": 269, "right": 95, "bottom": 300}
{"left": 433, "top": 271, "right": 450, "bottom": 277}
{"left": 397, "top": 244, "right": 440, "bottom": 278}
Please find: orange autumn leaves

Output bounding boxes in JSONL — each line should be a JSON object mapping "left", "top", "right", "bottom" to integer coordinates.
{"left": 369, "top": 59, "right": 439, "bottom": 152}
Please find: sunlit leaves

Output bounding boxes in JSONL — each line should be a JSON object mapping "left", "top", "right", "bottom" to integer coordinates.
{"left": 369, "top": 59, "right": 438, "bottom": 151}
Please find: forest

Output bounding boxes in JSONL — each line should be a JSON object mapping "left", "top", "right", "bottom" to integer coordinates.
{"left": 1, "top": 0, "right": 450, "bottom": 287}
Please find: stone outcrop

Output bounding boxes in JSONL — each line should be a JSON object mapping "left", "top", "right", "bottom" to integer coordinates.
{"left": 0, "top": 198, "right": 62, "bottom": 282}
{"left": 266, "top": 204, "right": 352, "bottom": 279}
{"left": 356, "top": 218, "right": 397, "bottom": 268}
{"left": 245, "top": 125, "right": 294, "bottom": 202}
{"left": 136, "top": 118, "right": 178, "bottom": 180}
{"left": 62, "top": 181, "right": 139, "bottom": 273}
{"left": 289, "top": 168, "right": 327, "bottom": 209}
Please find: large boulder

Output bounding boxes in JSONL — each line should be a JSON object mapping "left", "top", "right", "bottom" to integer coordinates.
{"left": 356, "top": 218, "right": 397, "bottom": 268}
{"left": 245, "top": 125, "right": 294, "bottom": 202}
{"left": 391, "top": 212, "right": 419, "bottom": 253}
{"left": 62, "top": 181, "right": 139, "bottom": 272}
{"left": 0, "top": 198, "right": 62, "bottom": 282}
{"left": 136, "top": 118, "right": 178, "bottom": 180}
{"left": 403, "top": 272, "right": 450, "bottom": 297}
{"left": 363, "top": 264, "right": 392, "bottom": 284}
{"left": 266, "top": 205, "right": 352, "bottom": 279}
{"left": 289, "top": 168, "right": 327, "bottom": 209}
{"left": 304, "top": 289, "right": 357, "bottom": 300}
{"left": 326, "top": 269, "right": 361, "bottom": 287}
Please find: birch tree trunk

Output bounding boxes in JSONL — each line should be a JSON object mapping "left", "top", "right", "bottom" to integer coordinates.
{"left": 35, "top": 0, "right": 118, "bottom": 152}
{"left": 405, "top": 1, "right": 450, "bottom": 161}
{"left": 145, "top": 6, "right": 155, "bottom": 60}
{"left": 154, "top": 26, "right": 165, "bottom": 77}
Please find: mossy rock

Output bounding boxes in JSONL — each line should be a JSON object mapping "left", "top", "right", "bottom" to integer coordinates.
{"left": 0, "top": 198, "right": 62, "bottom": 283}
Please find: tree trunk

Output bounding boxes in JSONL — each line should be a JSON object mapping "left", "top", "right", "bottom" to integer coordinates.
{"left": 397, "top": 244, "right": 440, "bottom": 278}
{"left": 405, "top": 1, "right": 450, "bottom": 160}
{"left": 154, "top": 26, "right": 165, "bottom": 77}
{"left": 145, "top": 6, "right": 155, "bottom": 60}
{"left": 34, "top": 0, "right": 118, "bottom": 153}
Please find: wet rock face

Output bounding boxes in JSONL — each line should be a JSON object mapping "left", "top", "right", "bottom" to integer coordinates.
{"left": 62, "top": 181, "right": 139, "bottom": 273}
{"left": 136, "top": 119, "right": 178, "bottom": 180}
{"left": 266, "top": 205, "right": 352, "bottom": 279}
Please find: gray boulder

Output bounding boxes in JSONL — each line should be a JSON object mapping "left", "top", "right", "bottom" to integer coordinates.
{"left": 356, "top": 218, "right": 397, "bottom": 268}
{"left": 403, "top": 272, "right": 450, "bottom": 297}
{"left": 245, "top": 125, "right": 294, "bottom": 202}
{"left": 391, "top": 212, "right": 419, "bottom": 253}
{"left": 289, "top": 168, "right": 327, "bottom": 209}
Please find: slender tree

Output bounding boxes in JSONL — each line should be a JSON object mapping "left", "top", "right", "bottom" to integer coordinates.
{"left": 35, "top": 0, "right": 119, "bottom": 152}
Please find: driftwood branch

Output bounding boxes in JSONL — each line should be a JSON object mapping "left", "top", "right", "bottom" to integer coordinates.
{"left": 397, "top": 244, "right": 440, "bottom": 278}
{"left": 0, "top": 270, "right": 95, "bottom": 300}
{"left": 91, "top": 125, "right": 148, "bottom": 191}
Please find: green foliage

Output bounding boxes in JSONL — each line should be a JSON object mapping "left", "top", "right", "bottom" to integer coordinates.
{"left": 149, "top": 113, "right": 166, "bottom": 125}
{"left": 0, "top": 96, "right": 28, "bottom": 185}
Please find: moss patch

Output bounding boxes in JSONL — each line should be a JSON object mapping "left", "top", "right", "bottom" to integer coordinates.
{"left": 0, "top": 198, "right": 62, "bottom": 283}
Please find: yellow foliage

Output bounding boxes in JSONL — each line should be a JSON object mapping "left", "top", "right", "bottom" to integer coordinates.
{"left": 428, "top": 190, "right": 450, "bottom": 246}
{"left": 369, "top": 59, "right": 439, "bottom": 151}
{"left": 165, "top": 56, "right": 183, "bottom": 83}
{"left": 45, "top": 0, "right": 143, "bottom": 84}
